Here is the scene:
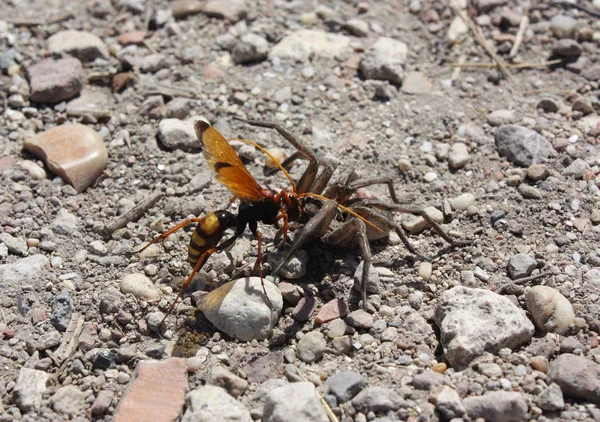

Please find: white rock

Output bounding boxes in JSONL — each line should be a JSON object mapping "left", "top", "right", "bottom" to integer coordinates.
{"left": 447, "top": 16, "right": 468, "bottom": 42}
{"left": 13, "top": 367, "right": 48, "bottom": 412}
{"left": 526, "top": 286, "right": 575, "bottom": 335}
{"left": 120, "top": 273, "right": 160, "bottom": 299}
{"left": 158, "top": 118, "right": 199, "bottom": 151}
{"left": 486, "top": 109, "right": 517, "bottom": 126}
{"left": 198, "top": 277, "right": 283, "bottom": 341}
{"left": 434, "top": 286, "right": 534, "bottom": 369}
{"left": 182, "top": 386, "right": 252, "bottom": 422}
{"left": 359, "top": 37, "right": 407, "bottom": 83}
{"left": 47, "top": 30, "right": 109, "bottom": 62}
{"left": 450, "top": 193, "right": 475, "bottom": 211}
{"left": 50, "top": 385, "right": 85, "bottom": 415}
{"left": 270, "top": 30, "right": 351, "bottom": 62}
{"left": 402, "top": 206, "right": 443, "bottom": 234}
{"left": 435, "top": 386, "right": 466, "bottom": 420}
{"left": 52, "top": 208, "right": 79, "bottom": 235}
{"left": 0, "top": 254, "right": 50, "bottom": 286}
{"left": 447, "top": 143, "right": 469, "bottom": 169}
{"left": 263, "top": 382, "right": 329, "bottom": 422}
{"left": 419, "top": 262, "right": 433, "bottom": 281}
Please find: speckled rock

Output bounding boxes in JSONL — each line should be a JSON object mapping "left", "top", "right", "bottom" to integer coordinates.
{"left": 23, "top": 124, "right": 108, "bottom": 192}
{"left": 47, "top": 30, "right": 109, "bottom": 62}
{"left": 360, "top": 37, "right": 407, "bottom": 83}
{"left": 548, "top": 354, "right": 600, "bottom": 404}
{"left": 463, "top": 391, "right": 527, "bottom": 422}
{"left": 495, "top": 125, "right": 555, "bottom": 167}
{"left": 28, "top": 58, "right": 84, "bottom": 103}
{"left": 263, "top": 382, "right": 328, "bottom": 422}
{"left": 270, "top": 30, "right": 351, "bottom": 62}
{"left": 183, "top": 386, "right": 252, "bottom": 421}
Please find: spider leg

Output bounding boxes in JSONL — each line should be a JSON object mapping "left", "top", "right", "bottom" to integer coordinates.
{"left": 322, "top": 217, "right": 373, "bottom": 311}
{"left": 272, "top": 200, "right": 338, "bottom": 276}
{"left": 348, "top": 176, "right": 400, "bottom": 203}
{"left": 233, "top": 116, "right": 334, "bottom": 194}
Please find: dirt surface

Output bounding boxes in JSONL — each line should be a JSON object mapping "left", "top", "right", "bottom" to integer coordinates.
{"left": 2, "top": 0, "right": 600, "bottom": 421}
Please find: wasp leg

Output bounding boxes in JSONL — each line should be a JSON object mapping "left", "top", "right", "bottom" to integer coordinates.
{"left": 272, "top": 200, "right": 338, "bottom": 276}
{"left": 321, "top": 217, "right": 373, "bottom": 311}
{"left": 140, "top": 218, "right": 205, "bottom": 252}
{"left": 233, "top": 116, "right": 334, "bottom": 194}
{"left": 161, "top": 247, "right": 217, "bottom": 324}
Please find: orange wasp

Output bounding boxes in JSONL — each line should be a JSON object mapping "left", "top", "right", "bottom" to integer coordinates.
{"left": 140, "top": 117, "right": 381, "bottom": 320}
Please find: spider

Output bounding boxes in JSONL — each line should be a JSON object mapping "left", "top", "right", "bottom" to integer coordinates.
{"left": 233, "top": 116, "right": 471, "bottom": 309}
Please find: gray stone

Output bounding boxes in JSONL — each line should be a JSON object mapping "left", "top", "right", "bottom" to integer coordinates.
{"left": 51, "top": 290, "right": 73, "bottom": 332}
{"left": 552, "top": 39, "right": 582, "bottom": 58}
{"left": 435, "top": 386, "right": 466, "bottom": 419}
{"left": 353, "top": 261, "right": 380, "bottom": 297}
{"left": 207, "top": 366, "right": 248, "bottom": 398}
{"left": 564, "top": 158, "right": 590, "bottom": 178}
{"left": 518, "top": 184, "right": 543, "bottom": 200}
{"left": 263, "top": 382, "right": 329, "bottom": 422}
{"left": 0, "top": 232, "right": 27, "bottom": 254}
{"left": 232, "top": 33, "right": 269, "bottom": 64}
{"left": 182, "top": 386, "right": 252, "bottom": 422}
{"left": 434, "top": 286, "right": 534, "bottom": 369}
{"left": 50, "top": 385, "right": 85, "bottom": 415}
{"left": 411, "top": 371, "right": 443, "bottom": 390}
{"left": 551, "top": 15, "right": 578, "bottom": 39}
{"left": 549, "top": 354, "right": 600, "bottom": 404}
{"left": 91, "top": 390, "right": 114, "bottom": 416}
{"left": 47, "top": 30, "right": 109, "bottom": 62}
{"left": 507, "top": 253, "right": 536, "bottom": 279}
{"left": 28, "top": 58, "right": 84, "bottom": 103}
{"left": 495, "top": 125, "right": 555, "bottom": 167}
{"left": 351, "top": 386, "right": 407, "bottom": 413}
{"left": 13, "top": 367, "right": 48, "bottom": 412}
{"left": 164, "top": 97, "right": 191, "bottom": 119}
{"left": 345, "top": 309, "right": 374, "bottom": 330}
{"left": 326, "top": 371, "right": 366, "bottom": 402}
{"left": 401, "top": 71, "right": 432, "bottom": 94}
{"left": 447, "top": 142, "right": 469, "bottom": 169}
{"left": 463, "top": 391, "right": 527, "bottom": 422}
{"left": 158, "top": 118, "right": 199, "bottom": 151}
{"left": 535, "top": 383, "right": 564, "bottom": 411}
{"left": 51, "top": 208, "right": 79, "bottom": 235}
{"left": 344, "top": 18, "right": 369, "bottom": 37}
{"left": 360, "top": 37, "right": 407, "bottom": 83}
{"left": 487, "top": 109, "right": 517, "bottom": 126}
{"left": 296, "top": 331, "right": 326, "bottom": 363}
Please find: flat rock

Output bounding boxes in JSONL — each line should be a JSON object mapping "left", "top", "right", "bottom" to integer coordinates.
{"left": 66, "top": 87, "right": 114, "bottom": 119}
{"left": 535, "top": 383, "right": 564, "bottom": 411}
{"left": 352, "top": 386, "right": 407, "bottom": 413}
{"left": 120, "top": 273, "right": 160, "bottom": 300}
{"left": 158, "top": 118, "right": 200, "bottom": 151}
{"left": 526, "top": 286, "right": 575, "bottom": 335}
{"left": 315, "top": 298, "right": 349, "bottom": 324}
{"left": 207, "top": 366, "right": 248, "bottom": 398}
{"left": 23, "top": 124, "right": 108, "bottom": 192}
{"left": 47, "top": 30, "right": 109, "bottom": 62}
{"left": 203, "top": 0, "right": 248, "bottom": 22}
{"left": 552, "top": 39, "right": 582, "bottom": 58}
{"left": 487, "top": 109, "right": 517, "bottom": 126}
{"left": 114, "top": 358, "right": 188, "bottom": 421}
{"left": 270, "top": 30, "right": 351, "bottom": 62}
{"left": 551, "top": 14, "right": 578, "bottom": 39}
{"left": 171, "top": 0, "right": 203, "bottom": 19}
{"left": 13, "top": 367, "right": 48, "bottom": 412}
{"left": 463, "top": 391, "right": 527, "bottom": 422}
{"left": 232, "top": 33, "right": 269, "bottom": 64}
{"left": 0, "top": 232, "right": 27, "bottom": 254}
{"left": 495, "top": 125, "right": 555, "bottom": 167}
{"left": 360, "top": 37, "right": 407, "bottom": 83}
{"left": 50, "top": 385, "right": 85, "bottom": 415}
{"left": 507, "top": 253, "right": 536, "bottom": 279}
{"left": 263, "top": 382, "right": 328, "bottom": 422}
{"left": 183, "top": 386, "right": 251, "bottom": 421}
{"left": 198, "top": 277, "right": 283, "bottom": 341}
{"left": 91, "top": 390, "right": 115, "bottom": 416}
{"left": 548, "top": 354, "right": 600, "bottom": 404}
{"left": 434, "top": 386, "right": 466, "bottom": 419}
{"left": 401, "top": 71, "right": 432, "bottom": 94}
{"left": 326, "top": 371, "right": 366, "bottom": 402}
{"left": 0, "top": 254, "right": 50, "bottom": 286}
{"left": 401, "top": 206, "right": 443, "bottom": 234}
{"left": 434, "top": 286, "right": 534, "bottom": 369}
{"left": 447, "top": 142, "right": 469, "bottom": 169}
{"left": 28, "top": 58, "right": 84, "bottom": 103}
{"left": 117, "top": 30, "right": 147, "bottom": 45}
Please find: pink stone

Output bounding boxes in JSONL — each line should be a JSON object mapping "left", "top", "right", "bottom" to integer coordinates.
{"left": 315, "top": 298, "right": 349, "bottom": 324}
{"left": 292, "top": 295, "right": 315, "bottom": 322}
{"left": 113, "top": 358, "right": 188, "bottom": 422}
{"left": 117, "top": 31, "right": 147, "bottom": 45}
{"left": 23, "top": 124, "right": 107, "bottom": 193}
{"left": 0, "top": 155, "right": 16, "bottom": 172}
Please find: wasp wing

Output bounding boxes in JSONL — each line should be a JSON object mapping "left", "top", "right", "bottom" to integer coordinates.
{"left": 195, "top": 119, "right": 266, "bottom": 201}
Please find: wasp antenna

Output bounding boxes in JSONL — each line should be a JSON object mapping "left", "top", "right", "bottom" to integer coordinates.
{"left": 235, "top": 138, "right": 298, "bottom": 194}
{"left": 299, "top": 192, "right": 384, "bottom": 233}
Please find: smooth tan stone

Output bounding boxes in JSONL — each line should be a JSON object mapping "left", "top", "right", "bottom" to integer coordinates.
{"left": 23, "top": 124, "right": 107, "bottom": 192}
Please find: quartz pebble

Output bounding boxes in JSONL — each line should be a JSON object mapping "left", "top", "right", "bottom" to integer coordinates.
{"left": 526, "top": 286, "right": 575, "bottom": 335}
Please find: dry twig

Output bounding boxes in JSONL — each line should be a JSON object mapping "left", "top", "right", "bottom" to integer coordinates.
{"left": 451, "top": 59, "right": 562, "bottom": 69}
{"left": 453, "top": 5, "right": 517, "bottom": 85}
{"left": 554, "top": 0, "right": 600, "bottom": 19}
{"left": 509, "top": 16, "right": 529, "bottom": 58}
{"left": 103, "top": 190, "right": 164, "bottom": 236}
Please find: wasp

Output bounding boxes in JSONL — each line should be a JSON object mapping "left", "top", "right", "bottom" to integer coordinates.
{"left": 140, "top": 117, "right": 378, "bottom": 320}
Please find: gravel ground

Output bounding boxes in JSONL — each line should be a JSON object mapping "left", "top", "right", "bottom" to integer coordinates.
{"left": 2, "top": 0, "right": 600, "bottom": 421}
